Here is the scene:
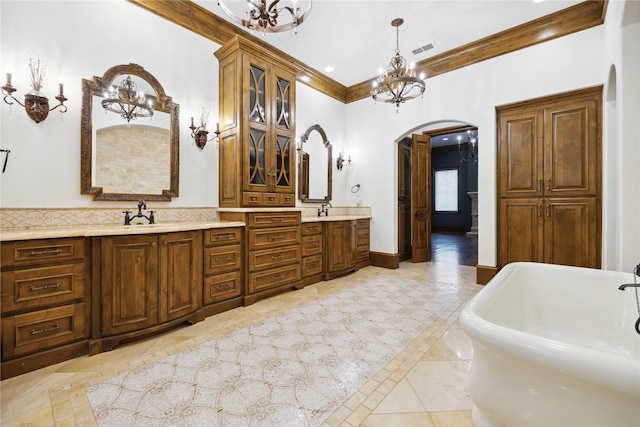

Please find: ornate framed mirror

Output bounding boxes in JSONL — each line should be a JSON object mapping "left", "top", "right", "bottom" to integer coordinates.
{"left": 80, "top": 63, "right": 179, "bottom": 201}
{"left": 298, "top": 124, "right": 332, "bottom": 203}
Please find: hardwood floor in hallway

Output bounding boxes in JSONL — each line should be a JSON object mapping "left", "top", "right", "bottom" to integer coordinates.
{"left": 431, "top": 232, "right": 478, "bottom": 267}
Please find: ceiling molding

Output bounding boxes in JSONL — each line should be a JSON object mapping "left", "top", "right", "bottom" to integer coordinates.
{"left": 128, "top": 0, "right": 606, "bottom": 105}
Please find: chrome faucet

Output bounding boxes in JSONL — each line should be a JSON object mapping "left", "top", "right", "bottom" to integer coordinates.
{"left": 618, "top": 263, "right": 640, "bottom": 290}
{"left": 318, "top": 202, "right": 332, "bottom": 217}
{"left": 123, "top": 200, "right": 155, "bottom": 225}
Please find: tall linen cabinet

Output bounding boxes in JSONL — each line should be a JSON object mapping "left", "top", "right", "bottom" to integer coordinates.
{"left": 215, "top": 36, "right": 298, "bottom": 207}
{"left": 497, "top": 86, "right": 602, "bottom": 269}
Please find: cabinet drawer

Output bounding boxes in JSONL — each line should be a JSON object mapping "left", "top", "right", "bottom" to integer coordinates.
{"left": 2, "top": 303, "right": 86, "bottom": 359}
{"left": 204, "top": 228, "right": 242, "bottom": 247}
{"left": 357, "top": 228, "right": 370, "bottom": 247}
{"left": 248, "top": 212, "right": 300, "bottom": 227}
{"left": 1, "top": 264, "right": 85, "bottom": 314}
{"left": 356, "top": 248, "right": 370, "bottom": 262}
{"left": 249, "top": 264, "right": 300, "bottom": 294}
{"left": 204, "top": 271, "right": 242, "bottom": 305}
{"left": 302, "top": 255, "right": 323, "bottom": 278}
{"left": 302, "top": 222, "right": 323, "bottom": 235}
{"left": 249, "top": 226, "right": 300, "bottom": 249}
{"left": 302, "top": 234, "right": 322, "bottom": 257}
{"left": 249, "top": 245, "right": 300, "bottom": 271}
{"left": 204, "top": 245, "right": 242, "bottom": 275}
{"left": 1, "top": 238, "right": 85, "bottom": 268}
{"left": 356, "top": 219, "right": 370, "bottom": 229}
{"left": 243, "top": 193, "right": 296, "bottom": 207}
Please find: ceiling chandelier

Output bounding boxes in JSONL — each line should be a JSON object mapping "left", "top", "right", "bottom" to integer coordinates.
{"left": 371, "top": 18, "right": 426, "bottom": 112}
{"left": 217, "top": 0, "right": 312, "bottom": 35}
{"left": 101, "top": 76, "right": 153, "bottom": 122}
{"left": 458, "top": 130, "right": 478, "bottom": 163}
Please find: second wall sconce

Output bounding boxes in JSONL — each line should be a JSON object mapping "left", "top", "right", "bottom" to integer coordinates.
{"left": 2, "top": 58, "right": 67, "bottom": 123}
{"left": 336, "top": 152, "right": 352, "bottom": 171}
{"left": 189, "top": 105, "right": 220, "bottom": 149}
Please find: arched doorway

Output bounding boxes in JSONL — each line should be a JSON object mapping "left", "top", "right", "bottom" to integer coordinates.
{"left": 397, "top": 122, "right": 479, "bottom": 266}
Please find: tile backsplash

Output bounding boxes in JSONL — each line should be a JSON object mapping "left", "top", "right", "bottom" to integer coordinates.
{"left": 0, "top": 206, "right": 371, "bottom": 230}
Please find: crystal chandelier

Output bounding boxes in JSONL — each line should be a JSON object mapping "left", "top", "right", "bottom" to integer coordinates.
{"left": 218, "top": 0, "right": 312, "bottom": 35}
{"left": 371, "top": 18, "right": 426, "bottom": 112}
{"left": 101, "top": 76, "right": 153, "bottom": 122}
{"left": 458, "top": 130, "right": 478, "bottom": 163}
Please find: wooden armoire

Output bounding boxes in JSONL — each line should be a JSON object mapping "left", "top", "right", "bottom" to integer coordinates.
{"left": 497, "top": 86, "right": 602, "bottom": 269}
{"left": 215, "top": 36, "right": 298, "bottom": 207}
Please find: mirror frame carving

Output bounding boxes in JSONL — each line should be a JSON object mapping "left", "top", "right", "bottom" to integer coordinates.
{"left": 80, "top": 63, "right": 179, "bottom": 201}
{"left": 298, "top": 124, "right": 332, "bottom": 203}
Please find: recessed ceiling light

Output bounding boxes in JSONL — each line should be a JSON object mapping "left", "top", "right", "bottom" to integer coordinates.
{"left": 443, "top": 137, "right": 449, "bottom": 141}
{"left": 324, "top": 65, "right": 334, "bottom": 73}
{"left": 300, "top": 75, "right": 311, "bottom": 83}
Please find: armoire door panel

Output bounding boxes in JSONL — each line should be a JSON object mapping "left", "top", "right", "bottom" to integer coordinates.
{"left": 544, "top": 198, "right": 596, "bottom": 268}
{"left": 499, "top": 199, "right": 544, "bottom": 267}
{"left": 498, "top": 109, "right": 543, "bottom": 198}
{"left": 544, "top": 99, "right": 598, "bottom": 197}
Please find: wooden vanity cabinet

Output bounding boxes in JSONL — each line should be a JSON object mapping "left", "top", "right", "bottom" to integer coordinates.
{"left": 91, "top": 231, "right": 201, "bottom": 353}
{"left": 325, "top": 221, "right": 357, "bottom": 280}
{"left": 201, "top": 227, "right": 244, "bottom": 318}
{"left": 1, "top": 237, "right": 89, "bottom": 379}
{"left": 219, "top": 210, "right": 301, "bottom": 305}
{"left": 325, "top": 219, "right": 371, "bottom": 280}
{"left": 215, "top": 36, "right": 297, "bottom": 207}
{"left": 301, "top": 222, "right": 324, "bottom": 286}
{"left": 356, "top": 219, "right": 371, "bottom": 269}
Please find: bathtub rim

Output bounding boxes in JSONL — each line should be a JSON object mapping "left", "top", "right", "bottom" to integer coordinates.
{"left": 459, "top": 262, "right": 640, "bottom": 397}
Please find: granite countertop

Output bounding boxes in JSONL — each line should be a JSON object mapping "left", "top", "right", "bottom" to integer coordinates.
{"left": 0, "top": 221, "right": 246, "bottom": 241}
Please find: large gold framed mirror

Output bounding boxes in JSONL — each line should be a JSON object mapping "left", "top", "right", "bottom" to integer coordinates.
{"left": 81, "top": 63, "right": 179, "bottom": 201}
{"left": 298, "top": 124, "right": 332, "bottom": 203}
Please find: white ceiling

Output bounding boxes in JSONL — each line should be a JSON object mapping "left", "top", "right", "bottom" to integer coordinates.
{"left": 195, "top": 0, "right": 584, "bottom": 87}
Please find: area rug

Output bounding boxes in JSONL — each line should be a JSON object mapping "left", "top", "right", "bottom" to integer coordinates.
{"left": 86, "top": 275, "right": 466, "bottom": 426}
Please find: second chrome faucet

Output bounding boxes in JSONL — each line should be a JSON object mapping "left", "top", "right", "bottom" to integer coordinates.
{"left": 123, "top": 200, "right": 155, "bottom": 225}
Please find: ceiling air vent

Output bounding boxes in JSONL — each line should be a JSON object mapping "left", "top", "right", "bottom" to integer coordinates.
{"left": 412, "top": 43, "right": 435, "bottom": 55}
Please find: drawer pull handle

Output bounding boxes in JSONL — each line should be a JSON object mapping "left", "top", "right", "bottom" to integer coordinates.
{"left": 29, "top": 282, "right": 62, "bottom": 292}
{"left": 29, "top": 249, "right": 62, "bottom": 257}
{"left": 215, "top": 256, "right": 233, "bottom": 262}
{"left": 29, "top": 323, "right": 61, "bottom": 335}
{"left": 271, "top": 254, "right": 284, "bottom": 260}
{"left": 270, "top": 235, "right": 285, "bottom": 241}
{"left": 215, "top": 283, "right": 233, "bottom": 291}
{"left": 271, "top": 274, "right": 284, "bottom": 281}
{"left": 271, "top": 217, "right": 284, "bottom": 222}
{"left": 214, "top": 234, "right": 234, "bottom": 240}
{"left": 307, "top": 226, "right": 319, "bottom": 231}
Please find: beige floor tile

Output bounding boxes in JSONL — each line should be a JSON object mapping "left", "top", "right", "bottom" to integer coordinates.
{"left": 406, "top": 361, "right": 472, "bottom": 412}
{"left": 422, "top": 339, "right": 459, "bottom": 361}
{"left": 361, "top": 412, "right": 436, "bottom": 427}
{"left": 429, "top": 410, "right": 474, "bottom": 427}
{"left": 372, "top": 378, "right": 425, "bottom": 414}
{"left": 440, "top": 327, "right": 474, "bottom": 360}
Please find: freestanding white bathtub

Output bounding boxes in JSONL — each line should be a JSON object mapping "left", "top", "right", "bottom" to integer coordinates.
{"left": 460, "top": 262, "right": 640, "bottom": 427}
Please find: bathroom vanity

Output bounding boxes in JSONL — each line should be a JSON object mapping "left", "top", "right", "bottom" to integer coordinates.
{"left": 0, "top": 210, "right": 369, "bottom": 379}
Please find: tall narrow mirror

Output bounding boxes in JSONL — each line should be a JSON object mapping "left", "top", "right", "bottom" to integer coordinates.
{"left": 298, "top": 124, "right": 332, "bottom": 203}
{"left": 81, "top": 63, "right": 179, "bottom": 201}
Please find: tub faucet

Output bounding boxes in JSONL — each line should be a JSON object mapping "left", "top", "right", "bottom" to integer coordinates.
{"left": 318, "top": 202, "right": 332, "bottom": 217}
{"left": 123, "top": 200, "right": 155, "bottom": 226}
{"left": 618, "top": 262, "right": 640, "bottom": 290}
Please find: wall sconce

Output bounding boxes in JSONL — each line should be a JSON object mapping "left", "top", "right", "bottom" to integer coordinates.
{"left": 2, "top": 58, "right": 67, "bottom": 123}
{"left": 189, "top": 116, "right": 220, "bottom": 150}
{"left": 336, "top": 152, "right": 351, "bottom": 171}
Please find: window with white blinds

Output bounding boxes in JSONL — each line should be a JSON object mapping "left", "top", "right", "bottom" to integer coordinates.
{"left": 434, "top": 168, "right": 459, "bottom": 212}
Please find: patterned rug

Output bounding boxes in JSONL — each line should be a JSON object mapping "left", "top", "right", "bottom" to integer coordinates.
{"left": 86, "top": 275, "right": 465, "bottom": 426}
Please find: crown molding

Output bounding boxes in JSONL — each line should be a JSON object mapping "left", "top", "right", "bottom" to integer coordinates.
{"left": 128, "top": 0, "right": 607, "bottom": 105}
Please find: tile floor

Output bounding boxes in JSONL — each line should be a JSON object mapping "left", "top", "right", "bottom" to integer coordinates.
{"left": 0, "top": 261, "right": 482, "bottom": 427}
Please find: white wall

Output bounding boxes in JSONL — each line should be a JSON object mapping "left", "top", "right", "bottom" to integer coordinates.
{"left": 0, "top": 0, "right": 222, "bottom": 208}
{"left": 346, "top": 25, "right": 614, "bottom": 267}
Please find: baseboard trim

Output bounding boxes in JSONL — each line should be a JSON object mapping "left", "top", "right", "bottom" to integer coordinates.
{"left": 370, "top": 252, "right": 400, "bottom": 269}
{"left": 476, "top": 265, "right": 498, "bottom": 285}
